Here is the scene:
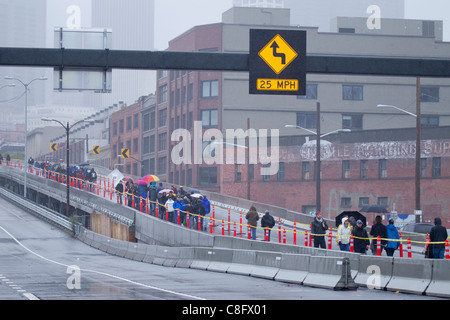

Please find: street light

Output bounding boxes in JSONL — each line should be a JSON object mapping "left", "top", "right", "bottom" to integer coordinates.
{"left": 377, "top": 99, "right": 422, "bottom": 222}
{"left": 285, "top": 102, "right": 350, "bottom": 213}
{"left": 42, "top": 117, "right": 95, "bottom": 217}
{"left": 5, "top": 76, "right": 48, "bottom": 198}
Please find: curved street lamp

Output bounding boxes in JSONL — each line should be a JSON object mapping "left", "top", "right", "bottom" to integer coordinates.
{"left": 285, "top": 102, "right": 350, "bottom": 214}
{"left": 42, "top": 117, "right": 95, "bottom": 217}
{"left": 5, "top": 76, "right": 48, "bottom": 198}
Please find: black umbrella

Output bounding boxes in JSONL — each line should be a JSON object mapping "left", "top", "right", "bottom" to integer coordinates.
{"left": 360, "top": 205, "right": 388, "bottom": 214}
{"left": 335, "top": 211, "right": 367, "bottom": 227}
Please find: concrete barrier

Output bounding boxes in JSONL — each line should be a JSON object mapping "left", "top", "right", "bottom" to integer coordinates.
{"left": 190, "top": 247, "right": 214, "bottom": 270}
{"left": 326, "top": 250, "right": 360, "bottom": 279}
{"left": 250, "top": 251, "right": 282, "bottom": 280}
{"left": 206, "top": 248, "right": 234, "bottom": 273}
{"left": 386, "top": 258, "right": 433, "bottom": 295}
{"left": 227, "top": 250, "right": 256, "bottom": 276}
{"left": 303, "top": 256, "right": 357, "bottom": 290}
{"left": 354, "top": 255, "right": 393, "bottom": 289}
{"left": 425, "top": 260, "right": 450, "bottom": 298}
{"left": 274, "top": 253, "right": 310, "bottom": 284}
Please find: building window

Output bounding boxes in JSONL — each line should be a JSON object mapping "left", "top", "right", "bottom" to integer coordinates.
{"left": 262, "top": 163, "right": 270, "bottom": 182}
{"left": 302, "top": 162, "right": 310, "bottom": 180}
{"left": 119, "top": 119, "right": 124, "bottom": 133}
{"left": 342, "top": 114, "right": 363, "bottom": 130}
{"left": 201, "top": 80, "right": 218, "bottom": 98}
{"left": 133, "top": 138, "right": 139, "bottom": 153}
{"left": 343, "top": 85, "right": 363, "bottom": 101}
{"left": 158, "top": 70, "right": 168, "bottom": 79}
{"left": 134, "top": 113, "right": 139, "bottom": 129}
{"left": 421, "top": 86, "right": 439, "bottom": 102}
{"left": 188, "top": 112, "right": 193, "bottom": 130}
{"left": 188, "top": 83, "right": 194, "bottom": 102}
{"left": 157, "top": 157, "right": 166, "bottom": 175}
{"left": 158, "top": 133, "right": 167, "bottom": 152}
{"left": 420, "top": 158, "right": 427, "bottom": 178}
{"left": 126, "top": 116, "right": 132, "bottom": 131}
{"left": 143, "top": 113, "right": 150, "bottom": 132}
{"left": 149, "top": 135, "right": 155, "bottom": 153}
{"left": 359, "top": 197, "right": 370, "bottom": 207}
{"left": 379, "top": 159, "right": 387, "bottom": 179}
{"left": 342, "top": 160, "right": 350, "bottom": 179}
{"left": 377, "top": 197, "right": 389, "bottom": 208}
{"left": 249, "top": 164, "right": 255, "bottom": 181}
{"left": 360, "top": 160, "right": 368, "bottom": 180}
{"left": 199, "top": 167, "right": 217, "bottom": 186}
{"left": 159, "top": 84, "right": 168, "bottom": 104}
{"left": 143, "top": 136, "right": 150, "bottom": 154}
{"left": 201, "top": 109, "right": 218, "bottom": 128}
{"left": 432, "top": 157, "right": 441, "bottom": 177}
{"left": 235, "top": 164, "right": 242, "bottom": 182}
{"left": 277, "top": 162, "right": 285, "bottom": 181}
{"left": 296, "top": 112, "right": 316, "bottom": 129}
{"left": 158, "top": 108, "right": 167, "bottom": 128}
{"left": 150, "top": 109, "right": 156, "bottom": 130}
{"left": 421, "top": 115, "right": 439, "bottom": 127}
{"left": 341, "top": 197, "right": 352, "bottom": 208}
{"left": 113, "top": 122, "right": 117, "bottom": 136}
{"left": 297, "top": 84, "right": 318, "bottom": 100}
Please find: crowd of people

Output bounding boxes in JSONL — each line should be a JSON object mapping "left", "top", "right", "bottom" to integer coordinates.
{"left": 309, "top": 211, "right": 448, "bottom": 259}
{"left": 115, "top": 181, "right": 212, "bottom": 230}
{"left": 26, "top": 157, "right": 98, "bottom": 190}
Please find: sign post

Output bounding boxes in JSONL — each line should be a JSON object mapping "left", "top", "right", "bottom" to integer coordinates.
{"left": 249, "top": 29, "right": 307, "bottom": 96}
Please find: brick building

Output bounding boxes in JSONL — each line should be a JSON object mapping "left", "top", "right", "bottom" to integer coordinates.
{"left": 110, "top": 101, "right": 142, "bottom": 177}
{"left": 221, "top": 126, "right": 450, "bottom": 227}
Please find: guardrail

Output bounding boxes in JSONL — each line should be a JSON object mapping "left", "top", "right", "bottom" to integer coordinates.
{"left": 0, "top": 186, "right": 74, "bottom": 232}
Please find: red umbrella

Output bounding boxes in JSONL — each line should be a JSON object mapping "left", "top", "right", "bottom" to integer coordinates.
{"left": 141, "top": 175, "right": 159, "bottom": 183}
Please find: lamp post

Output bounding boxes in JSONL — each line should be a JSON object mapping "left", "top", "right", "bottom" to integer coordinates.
{"left": 5, "top": 76, "right": 47, "bottom": 198}
{"left": 42, "top": 117, "right": 95, "bottom": 217}
{"left": 377, "top": 78, "right": 422, "bottom": 223}
{"left": 285, "top": 103, "right": 350, "bottom": 213}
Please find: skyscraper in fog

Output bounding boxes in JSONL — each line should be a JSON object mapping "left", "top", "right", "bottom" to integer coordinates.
{"left": 0, "top": 0, "right": 156, "bottom": 131}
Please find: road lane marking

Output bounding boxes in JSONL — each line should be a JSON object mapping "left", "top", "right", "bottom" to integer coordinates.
{"left": 0, "top": 224, "right": 205, "bottom": 300}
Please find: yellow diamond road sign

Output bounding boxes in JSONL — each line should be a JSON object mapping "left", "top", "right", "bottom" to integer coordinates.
{"left": 258, "top": 34, "right": 298, "bottom": 75}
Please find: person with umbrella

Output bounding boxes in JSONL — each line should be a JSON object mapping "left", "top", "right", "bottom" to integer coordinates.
{"left": 311, "top": 212, "right": 328, "bottom": 249}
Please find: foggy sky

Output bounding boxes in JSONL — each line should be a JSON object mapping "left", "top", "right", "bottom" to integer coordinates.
{"left": 154, "top": 0, "right": 450, "bottom": 50}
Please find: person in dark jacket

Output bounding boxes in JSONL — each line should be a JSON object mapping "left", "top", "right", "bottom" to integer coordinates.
{"left": 370, "top": 215, "right": 388, "bottom": 255}
{"left": 115, "top": 181, "right": 124, "bottom": 204}
{"left": 352, "top": 220, "right": 370, "bottom": 254}
{"left": 429, "top": 217, "right": 448, "bottom": 259}
{"left": 311, "top": 212, "right": 328, "bottom": 248}
{"left": 246, "top": 206, "right": 259, "bottom": 240}
{"left": 261, "top": 210, "right": 275, "bottom": 241}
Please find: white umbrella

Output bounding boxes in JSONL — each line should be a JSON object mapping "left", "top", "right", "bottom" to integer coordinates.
{"left": 108, "top": 169, "right": 124, "bottom": 187}
{"left": 190, "top": 193, "right": 203, "bottom": 198}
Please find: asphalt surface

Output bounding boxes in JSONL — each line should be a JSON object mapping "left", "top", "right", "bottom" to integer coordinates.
{"left": 0, "top": 196, "right": 441, "bottom": 302}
